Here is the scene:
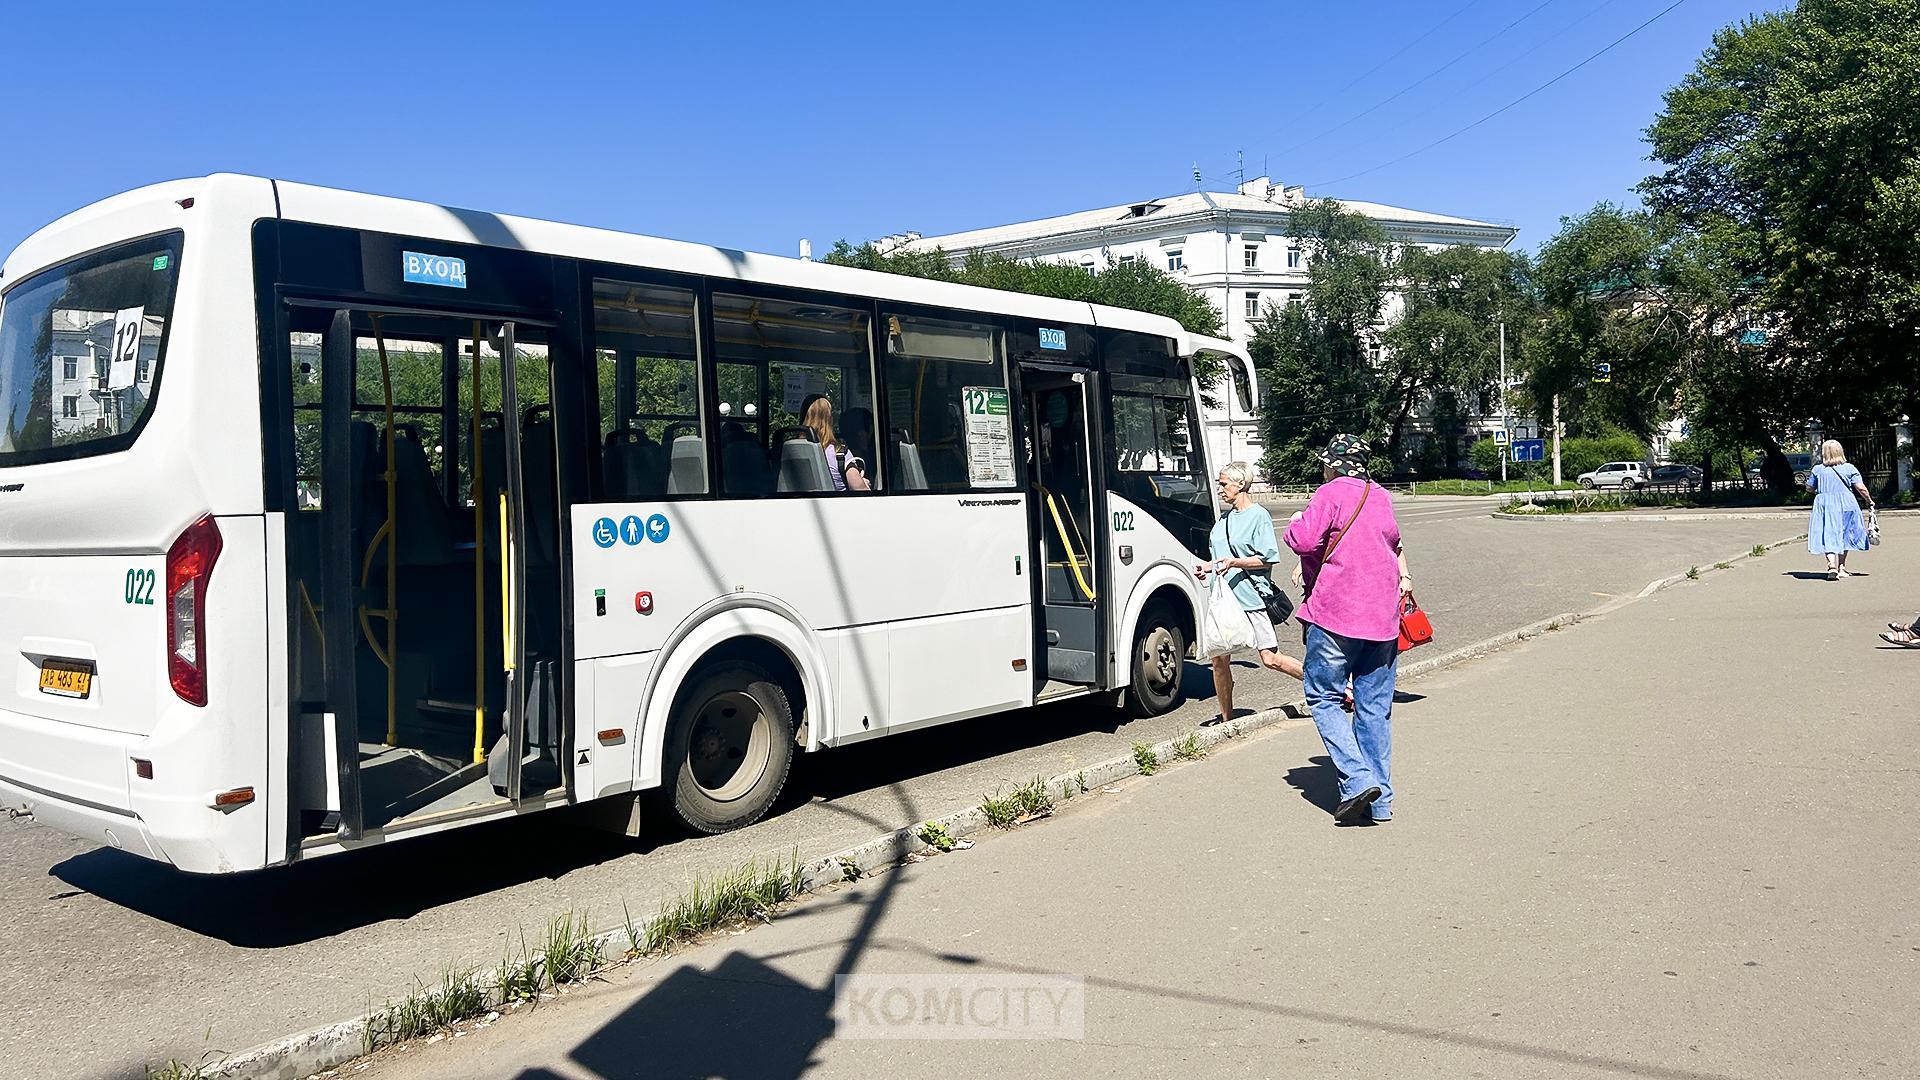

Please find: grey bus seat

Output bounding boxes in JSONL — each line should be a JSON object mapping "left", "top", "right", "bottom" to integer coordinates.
{"left": 666, "top": 435, "right": 706, "bottom": 494}
{"left": 720, "top": 422, "right": 772, "bottom": 496}
{"left": 389, "top": 427, "right": 455, "bottom": 566}
{"left": 893, "top": 433, "right": 929, "bottom": 490}
{"left": 775, "top": 430, "right": 832, "bottom": 492}
{"left": 604, "top": 428, "right": 664, "bottom": 498}
{"left": 521, "top": 406, "right": 558, "bottom": 563}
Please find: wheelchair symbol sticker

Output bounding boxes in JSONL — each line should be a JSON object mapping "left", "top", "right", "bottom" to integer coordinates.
{"left": 592, "top": 517, "right": 618, "bottom": 549}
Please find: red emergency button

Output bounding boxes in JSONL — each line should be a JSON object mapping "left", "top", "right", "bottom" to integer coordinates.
{"left": 635, "top": 591, "right": 654, "bottom": 615}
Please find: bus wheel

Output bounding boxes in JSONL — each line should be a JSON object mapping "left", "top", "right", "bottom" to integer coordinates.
{"left": 1126, "top": 609, "right": 1187, "bottom": 717}
{"left": 662, "top": 662, "right": 794, "bottom": 834}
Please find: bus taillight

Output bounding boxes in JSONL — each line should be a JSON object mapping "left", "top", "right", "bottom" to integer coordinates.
{"left": 166, "top": 515, "right": 223, "bottom": 707}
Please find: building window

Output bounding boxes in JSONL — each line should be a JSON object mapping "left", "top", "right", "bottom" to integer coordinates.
{"left": 1245, "top": 292, "right": 1261, "bottom": 320}
{"left": 1243, "top": 244, "right": 1260, "bottom": 271}
{"left": 1367, "top": 339, "right": 1383, "bottom": 365}
{"left": 1287, "top": 245, "right": 1302, "bottom": 269}
{"left": 62, "top": 357, "right": 78, "bottom": 380}
{"left": 1117, "top": 253, "right": 1138, "bottom": 266}
{"left": 1078, "top": 257, "right": 1096, "bottom": 272}
{"left": 62, "top": 396, "right": 78, "bottom": 418}
{"left": 1287, "top": 292, "right": 1302, "bottom": 306}
{"left": 1166, "top": 249, "right": 1184, "bottom": 272}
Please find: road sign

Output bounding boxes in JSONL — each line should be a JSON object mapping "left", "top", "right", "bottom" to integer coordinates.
{"left": 1493, "top": 429, "right": 1510, "bottom": 444}
{"left": 1511, "top": 439, "right": 1546, "bottom": 463}
{"left": 1593, "top": 362, "right": 1612, "bottom": 384}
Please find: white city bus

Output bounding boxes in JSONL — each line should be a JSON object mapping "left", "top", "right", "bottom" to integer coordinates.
{"left": 0, "top": 175, "right": 1258, "bottom": 874}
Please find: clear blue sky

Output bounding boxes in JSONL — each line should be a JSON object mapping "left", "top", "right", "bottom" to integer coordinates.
{"left": 0, "top": 0, "right": 1782, "bottom": 265}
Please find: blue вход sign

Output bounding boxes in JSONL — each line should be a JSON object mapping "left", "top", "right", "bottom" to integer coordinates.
{"left": 403, "top": 251, "right": 468, "bottom": 289}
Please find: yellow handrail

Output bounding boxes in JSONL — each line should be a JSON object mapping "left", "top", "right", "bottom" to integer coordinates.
{"left": 1044, "top": 491, "right": 1096, "bottom": 601}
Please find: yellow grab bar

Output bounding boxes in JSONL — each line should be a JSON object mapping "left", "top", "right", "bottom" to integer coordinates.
{"left": 1044, "top": 492, "right": 1096, "bottom": 601}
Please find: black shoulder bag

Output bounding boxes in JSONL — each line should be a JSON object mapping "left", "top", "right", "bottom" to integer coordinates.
{"left": 1222, "top": 509, "right": 1295, "bottom": 626}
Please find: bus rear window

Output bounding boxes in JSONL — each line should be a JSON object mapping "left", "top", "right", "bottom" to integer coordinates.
{"left": 0, "top": 233, "right": 183, "bottom": 466}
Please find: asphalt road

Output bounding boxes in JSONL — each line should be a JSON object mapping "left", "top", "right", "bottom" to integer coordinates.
{"left": 353, "top": 515, "right": 1920, "bottom": 1080}
{"left": 0, "top": 499, "right": 1816, "bottom": 1079}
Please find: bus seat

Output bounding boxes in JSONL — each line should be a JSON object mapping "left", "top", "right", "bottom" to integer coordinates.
{"left": 390, "top": 427, "right": 455, "bottom": 566}
{"left": 893, "top": 434, "right": 929, "bottom": 491}
{"left": 521, "top": 416, "right": 558, "bottom": 562}
{"left": 603, "top": 429, "right": 664, "bottom": 498}
{"left": 775, "top": 435, "right": 832, "bottom": 492}
{"left": 722, "top": 440, "right": 773, "bottom": 496}
{"left": 667, "top": 436, "right": 706, "bottom": 494}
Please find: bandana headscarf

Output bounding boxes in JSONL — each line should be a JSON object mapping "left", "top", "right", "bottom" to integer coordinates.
{"left": 1318, "top": 433, "right": 1371, "bottom": 479}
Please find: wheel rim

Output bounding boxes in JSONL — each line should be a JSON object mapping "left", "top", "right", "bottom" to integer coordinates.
{"left": 1137, "top": 626, "right": 1179, "bottom": 697}
{"left": 688, "top": 690, "right": 773, "bottom": 802}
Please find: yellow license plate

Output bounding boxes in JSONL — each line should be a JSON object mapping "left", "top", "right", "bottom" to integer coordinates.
{"left": 38, "top": 662, "right": 92, "bottom": 699}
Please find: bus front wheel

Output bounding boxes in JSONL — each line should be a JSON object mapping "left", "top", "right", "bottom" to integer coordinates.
{"left": 660, "top": 661, "right": 795, "bottom": 834}
{"left": 1125, "top": 608, "right": 1188, "bottom": 717}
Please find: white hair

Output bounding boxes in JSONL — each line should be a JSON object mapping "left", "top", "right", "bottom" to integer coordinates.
{"left": 1219, "top": 461, "right": 1254, "bottom": 488}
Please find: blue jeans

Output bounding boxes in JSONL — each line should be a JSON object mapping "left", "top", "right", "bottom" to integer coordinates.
{"left": 1303, "top": 624, "right": 1397, "bottom": 819}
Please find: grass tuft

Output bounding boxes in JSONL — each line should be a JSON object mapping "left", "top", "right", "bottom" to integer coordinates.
{"left": 917, "top": 821, "right": 956, "bottom": 852}
{"left": 1714, "top": 561, "right": 1731, "bottom": 570}
{"left": 1750, "top": 544, "right": 1768, "bottom": 557}
{"left": 1075, "top": 770, "right": 1089, "bottom": 794}
{"left": 979, "top": 789, "right": 1020, "bottom": 829}
{"left": 366, "top": 967, "right": 488, "bottom": 1052}
{"left": 838, "top": 855, "right": 862, "bottom": 882}
{"left": 1133, "top": 741, "right": 1159, "bottom": 776}
{"left": 638, "top": 854, "right": 805, "bottom": 956}
{"left": 1170, "top": 730, "right": 1206, "bottom": 761}
{"left": 1686, "top": 566, "right": 1700, "bottom": 580}
{"left": 539, "top": 911, "right": 602, "bottom": 988}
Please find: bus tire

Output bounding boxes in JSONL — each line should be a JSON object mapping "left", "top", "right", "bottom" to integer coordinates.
{"left": 1125, "top": 607, "right": 1188, "bottom": 718}
{"left": 659, "top": 661, "right": 794, "bottom": 834}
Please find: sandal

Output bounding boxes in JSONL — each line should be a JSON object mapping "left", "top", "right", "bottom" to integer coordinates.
{"left": 1880, "top": 628, "right": 1920, "bottom": 648}
{"left": 1826, "top": 569, "right": 1840, "bottom": 581}
{"left": 1889, "top": 623, "right": 1918, "bottom": 634}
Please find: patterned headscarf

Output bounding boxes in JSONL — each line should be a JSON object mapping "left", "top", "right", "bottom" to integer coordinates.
{"left": 1318, "top": 433, "right": 1371, "bottom": 479}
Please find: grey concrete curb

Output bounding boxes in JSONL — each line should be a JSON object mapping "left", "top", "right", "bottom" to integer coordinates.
{"left": 195, "top": 529, "right": 1815, "bottom": 1079}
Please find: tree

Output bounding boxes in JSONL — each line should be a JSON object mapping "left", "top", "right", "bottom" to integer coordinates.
{"left": 821, "top": 241, "right": 1227, "bottom": 394}
{"left": 1252, "top": 201, "right": 1393, "bottom": 484}
{"left": 1643, "top": 0, "right": 1920, "bottom": 454}
{"left": 1379, "top": 244, "right": 1533, "bottom": 467}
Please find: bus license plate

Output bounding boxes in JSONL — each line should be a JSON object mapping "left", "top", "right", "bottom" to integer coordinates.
{"left": 38, "top": 661, "right": 92, "bottom": 699}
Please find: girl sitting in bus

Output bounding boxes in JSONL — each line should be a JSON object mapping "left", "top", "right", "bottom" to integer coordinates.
{"left": 802, "top": 395, "right": 871, "bottom": 491}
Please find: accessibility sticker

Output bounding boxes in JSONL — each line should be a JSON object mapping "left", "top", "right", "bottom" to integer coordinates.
{"left": 592, "top": 517, "right": 618, "bottom": 549}
{"left": 621, "top": 515, "right": 645, "bottom": 546}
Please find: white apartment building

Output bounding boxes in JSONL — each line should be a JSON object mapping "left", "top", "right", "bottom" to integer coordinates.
{"left": 888, "top": 178, "right": 1518, "bottom": 472}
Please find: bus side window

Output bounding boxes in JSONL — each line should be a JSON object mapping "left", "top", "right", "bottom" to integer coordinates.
{"left": 881, "top": 312, "right": 1013, "bottom": 493}
{"left": 711, "top": 292, "right": 877, "bottom": 496}
{"left": 591, "top": 281, "right": 705, "bottom": 497}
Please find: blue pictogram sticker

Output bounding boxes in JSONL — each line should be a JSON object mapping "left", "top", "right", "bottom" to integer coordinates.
{"left": 620, "top": 515, "right": 645, "bottom": 546}
{"left": 646, "top": 513, "right": 671, "bottom": 543}
{"left": 592, "top": 517, "right": 618, "bottom": 549}
{"left": 403, "top": 251, "right": 468, "bottom": 289}
{"left": 1038, "top": 327, "right": 1068, "bottom": 350}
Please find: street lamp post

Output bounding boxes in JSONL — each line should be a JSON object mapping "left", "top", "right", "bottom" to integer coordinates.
{"left": 1498, "top": 321, "right": 1508, "bottom": 484}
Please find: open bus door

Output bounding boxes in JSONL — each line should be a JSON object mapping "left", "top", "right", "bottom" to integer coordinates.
{"left": 1019, "top": 363, "right": 1108, "bottom": 699}
{"left": 286, "top": 303, "right": 563, "bottom": 841}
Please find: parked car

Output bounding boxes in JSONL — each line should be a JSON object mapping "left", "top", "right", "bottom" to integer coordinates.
{"left": 1745, "top": 452, "right": 1814, "bottom": 484}
{"left": 1648, "top": 464, "right": 1704, "bottom": 489}
{"left": 1576, "top": 461, "right": 1647, "bottom": 489}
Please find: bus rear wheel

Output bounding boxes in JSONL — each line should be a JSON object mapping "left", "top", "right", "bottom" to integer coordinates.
{"left": 661, "top": 661, "right": 795, "bottom": 834}
{"left": 1126, "top": 608, "right": 1187, "bottom": 717}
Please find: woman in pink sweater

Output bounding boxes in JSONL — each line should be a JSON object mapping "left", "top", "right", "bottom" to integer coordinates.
{"left": 1282, "top": 434, "right": 1411, "bottom": 825}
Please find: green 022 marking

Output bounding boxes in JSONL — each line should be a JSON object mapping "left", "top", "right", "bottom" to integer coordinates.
{"left": 124, "top": 568, "right": 157, "bottom": 606}
{"left": 1111, "top": 510, "right": 1135, "bottom": 532}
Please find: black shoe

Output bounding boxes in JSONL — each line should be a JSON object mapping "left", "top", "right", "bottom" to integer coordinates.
{"left": 1334, "top": 786, "right": 1382, "bottom": 823}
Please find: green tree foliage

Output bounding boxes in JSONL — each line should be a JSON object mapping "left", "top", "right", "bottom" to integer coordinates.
{"left": 1251, "top": 201, "right": 1393, "bottom": 485}
{"left": 1642, "top": 0, "right": 1920, "bottom": 475}
{"left": 821, "top": 241, "right": 1226, "bottom": 394}
{"left": 1380, "top": 244, "right": 1533, "bottom": 466}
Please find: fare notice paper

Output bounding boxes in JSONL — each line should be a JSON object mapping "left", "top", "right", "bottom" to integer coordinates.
{"left": 962, "top": 386, "right": 1015, "bottom": 486}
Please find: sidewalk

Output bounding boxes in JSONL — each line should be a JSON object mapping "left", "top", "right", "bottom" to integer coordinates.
{"left": 360, "top": 523, "right": 1920, "bottom": 1080}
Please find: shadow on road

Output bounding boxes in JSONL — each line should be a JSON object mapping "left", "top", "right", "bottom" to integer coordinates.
{"left": 1282, "top": 755, "right": 1341, "bottom": 816}
{"left": 50, "top": 661, "right": 1231, "bottom": 947}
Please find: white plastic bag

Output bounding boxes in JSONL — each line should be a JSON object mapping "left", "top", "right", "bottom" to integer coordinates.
{"left": 1201, "top": 573, "right": 1253, "bottom": 659}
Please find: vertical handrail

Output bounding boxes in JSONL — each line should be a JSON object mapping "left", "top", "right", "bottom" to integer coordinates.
{"left": 470, "top": 320, "right": 487, "bottom": 765}
{"left": 370, "top": 315, "right": 398, "bottom": 748}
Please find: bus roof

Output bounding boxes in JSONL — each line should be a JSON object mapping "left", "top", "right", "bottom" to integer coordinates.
{"left": 6, "top": 175, "right": 1191, "bottom": 343}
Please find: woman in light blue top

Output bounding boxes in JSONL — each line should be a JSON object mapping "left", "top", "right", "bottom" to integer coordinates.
{"left": 1195, "top": 461, "right": 1302, "bottom": 725}
{"left": 1806, "top": 439, "right": 1874, "bottom": 580}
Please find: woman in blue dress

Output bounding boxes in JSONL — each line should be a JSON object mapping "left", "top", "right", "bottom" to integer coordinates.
{"left": 1806, "top": 439, "right": 1875, "bottom": 580}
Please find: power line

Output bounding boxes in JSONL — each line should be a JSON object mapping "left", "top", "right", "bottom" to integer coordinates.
{"left": 1273, "top": 0, "right": 1565, "bottom": 160}
{"left": 1308, "top": 0, "right": 1692, "bottom": 189}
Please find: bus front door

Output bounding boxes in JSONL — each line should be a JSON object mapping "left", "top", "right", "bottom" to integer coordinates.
{"left": 287, "top": 305, "right": 563, "bottom": 841}
{"left": 1021, "top": 366, "right": 1106, "bottom": 696}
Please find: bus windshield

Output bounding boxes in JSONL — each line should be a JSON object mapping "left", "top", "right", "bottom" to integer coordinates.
{"left": 0, "top": 232, "right": 183, "bottom": 466}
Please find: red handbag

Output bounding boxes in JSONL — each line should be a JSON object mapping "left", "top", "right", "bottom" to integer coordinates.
{"left": 1398, "top": 593, "right": 1433, "bottom": 652}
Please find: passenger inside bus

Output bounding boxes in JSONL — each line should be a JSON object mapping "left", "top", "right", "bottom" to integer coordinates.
{"left": 801, "top": 394, "right": 870, "bottom": 491}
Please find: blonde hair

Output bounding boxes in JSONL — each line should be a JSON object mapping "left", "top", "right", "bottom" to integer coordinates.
{"left": 1821, "top": 439, "right": 1846, "bottom": 466}
{"left": 1219, "top": 461, "right": 1254, "bottom": 489}
{"left": 803, "top": 397, "right": 841, "bottom": 452}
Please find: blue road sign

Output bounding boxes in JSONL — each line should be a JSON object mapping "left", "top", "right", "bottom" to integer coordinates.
{"left": 402, "top": 251, "right": 468, "bottom": 289}
{"left": 1511, "top": 439, "right": 1546, "bottom": 463}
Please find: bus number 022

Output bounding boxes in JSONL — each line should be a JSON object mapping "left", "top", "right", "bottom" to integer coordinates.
{"left": 1111, "top": 510, "right": 1135, "bottom": 532}
{"left": 124, "top": 568, "right": 156, "bottom": 606}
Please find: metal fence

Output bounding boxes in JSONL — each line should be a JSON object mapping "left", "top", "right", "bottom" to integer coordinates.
{"left": 1832, "top": 427, "right": 1897, "bottom": 494}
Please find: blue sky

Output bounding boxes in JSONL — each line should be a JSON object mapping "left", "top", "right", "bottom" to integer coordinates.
{"left": 0, "top": 0, "right": 1781, "bottom": 264}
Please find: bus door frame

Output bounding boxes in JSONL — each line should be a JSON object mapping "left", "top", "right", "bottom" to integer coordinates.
{"left": 290, "top": 298, "right": 558, "bottom": 839}
{"left": 1016, "top": 361, "right": 1111, "bottom": 689}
